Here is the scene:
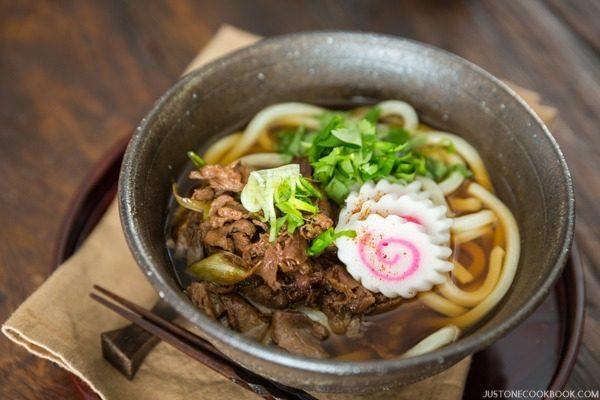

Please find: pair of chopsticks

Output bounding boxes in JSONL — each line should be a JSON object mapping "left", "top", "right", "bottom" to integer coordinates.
{"left": 90, "top": 285, "right": 316, "bottom": 400}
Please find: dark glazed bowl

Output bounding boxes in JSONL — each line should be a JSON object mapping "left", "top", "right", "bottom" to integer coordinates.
{"left": 118, "top": 32, "right": 574, "bottom": 392}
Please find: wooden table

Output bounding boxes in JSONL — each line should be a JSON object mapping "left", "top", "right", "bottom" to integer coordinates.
{"left": 0, "top": 1, "right": 598, "bottom": 398}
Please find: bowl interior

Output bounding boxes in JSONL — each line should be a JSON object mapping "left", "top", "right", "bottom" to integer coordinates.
{"left": 119, "top": 32, "right": 574, "bottom": 388}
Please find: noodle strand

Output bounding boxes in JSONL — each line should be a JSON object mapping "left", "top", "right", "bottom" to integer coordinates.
{"left": 377, "top": 100, "right": 419, "bottom": 130}
{"left": 419, "top": 292, "right": 467, "bottom": 317}
{"left": 401, "top": 325, "right": 461, "bottom": 358}
{"left": 439, "top": 171, "right": 465, "bottom": 195}
{"left": 452, "top": 260, "right": 475, "bottom": 284}
{"left": 460, "top": 241, "right": 487, "bottom": 278}
{"left": 450, "top": 197, "right": 483, "bottom": 213}
{"left": 237, "top": 153, "right": 292, "bottom": 169}
{"left": 452, "top": 210, "right": 496, "bottom": 233}
{"left": 449, "top": 183, "right": 520, "bottom": 328}
{"left": 438, "top": 247, "right": 504, "bottom": 307}
{"left": 257, "top": 132, "right": 276, "bottom": 151}
{"left": 453, "top": 225, "right": 492, "bottom": 244}
{"left": 203, "top": 132, "right": 243, "bottom": 164}
{"left": 221, "top": 103, "right": 324, "bottom": 164}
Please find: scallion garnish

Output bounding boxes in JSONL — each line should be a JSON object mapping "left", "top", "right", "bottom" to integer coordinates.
{"left": 308, "top": 228, "right": 356, "bottom": 257}
{"left": 277, "top": 106, "right": 472, "bottom": 204}
{"left": 187, "top": 151, "right": 206, "bottom": 168}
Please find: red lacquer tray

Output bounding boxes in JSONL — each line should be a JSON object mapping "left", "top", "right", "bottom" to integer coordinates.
{"left": 52, "top": 135, "right": 585, "bottom": 400}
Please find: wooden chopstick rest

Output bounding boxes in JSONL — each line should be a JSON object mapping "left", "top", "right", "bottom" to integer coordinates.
{"left": 101, "top": 299, "right": 177, "bottom": 379}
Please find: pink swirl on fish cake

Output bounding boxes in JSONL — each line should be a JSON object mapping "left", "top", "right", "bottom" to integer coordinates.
{"left": 358, "top": 231, "right": 421, "bottom": 282}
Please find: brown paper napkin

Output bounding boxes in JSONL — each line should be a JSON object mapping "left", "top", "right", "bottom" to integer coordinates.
{"left": 2, "top": 25, "right": 555, "bottom": 400}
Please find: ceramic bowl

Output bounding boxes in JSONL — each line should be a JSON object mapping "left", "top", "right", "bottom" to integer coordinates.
{"left": 119, "top": 32, "right": 574, "bottom": 392}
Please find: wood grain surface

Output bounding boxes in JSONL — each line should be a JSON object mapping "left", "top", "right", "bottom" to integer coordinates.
{"left": 0, "top": 1, "right": 598, "bottom": 398}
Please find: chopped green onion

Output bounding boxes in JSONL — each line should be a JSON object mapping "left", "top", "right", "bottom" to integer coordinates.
{"left": 273, "top": 109, "right": 474, "bottom": 207}
{"left": 288, "top": 198, "right": 319, "bottom": 213}
{"left": 308, "top": 228, "right": 356, "bottom": 257}
{"left": 278, "top": 126, "right": 307, "bottom": 156}
{"left": 449, "top": 163, "right": 473, "bottom": 179}
{"left": 187, "top": 151, "right": 206, "bottom": 168}
{"left": 331, "top": 124, "right": 362, "bottom": 147}
{"left": 297, "top": 177, "right": 322, "bottom": 199}
{"left": 363, "top": 106, "right": 381, "bottom": 124}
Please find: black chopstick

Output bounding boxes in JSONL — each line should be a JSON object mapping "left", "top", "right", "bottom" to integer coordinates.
{"left": 90, "top": 286, "right": 317, "bottom": 400}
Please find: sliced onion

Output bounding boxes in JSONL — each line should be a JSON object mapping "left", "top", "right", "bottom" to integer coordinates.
{"left": 186, "top": 252, "right": 251, "bottom": 285}
{"left": 172, "top": 184, "right": 210, "bottom": 216}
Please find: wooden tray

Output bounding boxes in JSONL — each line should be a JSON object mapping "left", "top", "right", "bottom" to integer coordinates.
{"left": 51, "top": 134, "right": 585, "bottom": 400}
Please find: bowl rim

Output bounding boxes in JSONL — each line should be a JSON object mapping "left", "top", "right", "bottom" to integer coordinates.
{"left": 119, "top": 30, "right": 575, "bottom": 376}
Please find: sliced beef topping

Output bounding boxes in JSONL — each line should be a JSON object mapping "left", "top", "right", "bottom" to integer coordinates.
{"left": 199, "top": 194, "right": 262, "bottom": 255}
{"left": 230, "top": 220, "right": 257, "bottom": 253}
{"left": 178, "top": 158, "right": 394, "bottom": 358}
{"left": 244, "top": 232, "right": 310, "bottom": 290}
{"left": 320, "top": 264, "right": 376, "bottom": 333}
{"left": 271, "top": 311, "right": 329, "bottom": 359}
{"left": 186, "top": 282, "right": 225, "bottom": 319}
{"left": 189, "top": 163, "right": 249, "bottom": 194}
{"left": 279, "top": 234, "right": 309, "bottom": 273}
{"left": 239, "top": 279, "right": 289, "bottom": 309}
{"left": 316, "top": 198, "right": 336, "bottom": 221}
{"left": 252, "top": 219, "right": 268, "bottom": 231}
{"left": 221, "top": 294, "right": 269, "bottom": 341}
{"left": 320, "top": 293, "right": 352, "bottom": 334}
{"left": 242, "top": 232, "right": 267, "bottom": 261}
{"left": 192, "top": 186, "right": 215, "bottom": 201}
{"left": 367, "top": 293, "right": 404, "bottom": 315}
{"left": 206, "top": 194, "right": 248, "bottom": 228}
{"left": 229, "top": 219, "right": 256, "bottom": 236}
{"left": 203, "top": 227, "right": 234, "bottom": 252}
{"left": 293, "top": 156, "right": 312, "bottom": 178}
{"left": 282, "top": 270, "right": 323, "bottom": 305}
{"left": 255, "top": 243, "right": 280, "bottom": 290}
{"left": 300, "top": 213, "right": 333, "bottom": 240}
{"left": 171, "top": 211, "right": 205, "bottom": 264}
